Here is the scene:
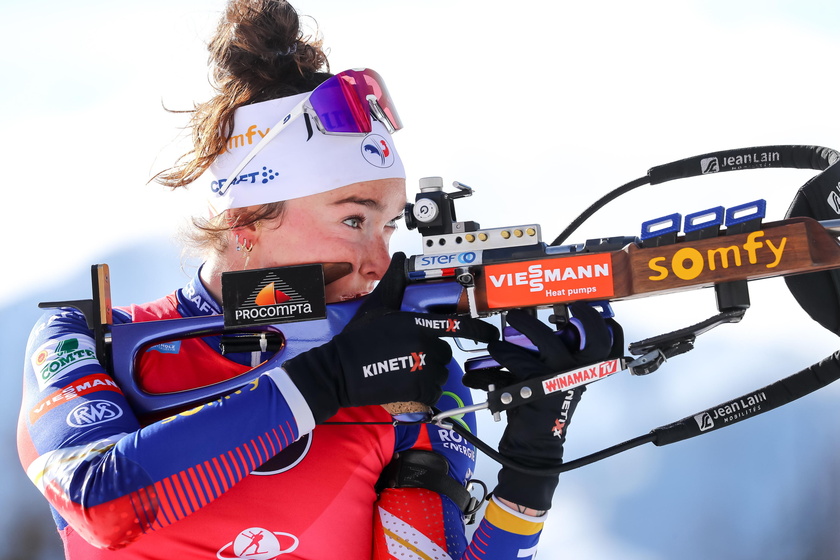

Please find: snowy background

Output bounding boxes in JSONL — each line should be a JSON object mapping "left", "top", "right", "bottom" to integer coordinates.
{"left": 3, "top": 1, "right": 840, "bottom": 558}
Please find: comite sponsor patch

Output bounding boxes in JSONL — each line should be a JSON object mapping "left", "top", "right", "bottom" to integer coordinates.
{"left": 31, "top": 336, "right": 98, "bottom": 391}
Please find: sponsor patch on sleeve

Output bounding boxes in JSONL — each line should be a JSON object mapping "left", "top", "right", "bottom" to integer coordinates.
{"left": 31, "top": 336, "right": 99, "bottom": 391}
{"left": 29, "top": 374, "right": 122, "bottom": 424}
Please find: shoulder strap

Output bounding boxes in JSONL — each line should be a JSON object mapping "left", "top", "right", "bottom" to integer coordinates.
{"left": 377, "top": 450, "right": 484, "bottom": 522}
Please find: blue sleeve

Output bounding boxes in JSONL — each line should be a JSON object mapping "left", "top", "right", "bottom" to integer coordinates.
{"left": 17, "top": 308, "right": 312, "bottom": 550}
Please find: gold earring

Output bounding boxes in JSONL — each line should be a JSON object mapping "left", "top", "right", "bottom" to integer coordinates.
{"left": 236, "top": 236, "right": 254, "bottom": 269}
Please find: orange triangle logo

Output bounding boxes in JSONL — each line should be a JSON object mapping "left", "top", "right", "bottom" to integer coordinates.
{"left": 255, "top": 282, "right": 292, "bottom": 306}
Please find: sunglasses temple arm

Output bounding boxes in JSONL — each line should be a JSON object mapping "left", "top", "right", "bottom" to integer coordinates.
{"left": 367, "top": 96, "right": 395, "bottom": 134}
{"left": 220, "top": 102, "right": 306, "bottom": 193}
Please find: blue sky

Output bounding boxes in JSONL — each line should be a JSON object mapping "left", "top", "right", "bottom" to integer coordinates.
{"left": 3, "top": 1, "right": 840, "bottom": 558}
{"left": 4, "top": 0, "right": 840, "bottom": 299}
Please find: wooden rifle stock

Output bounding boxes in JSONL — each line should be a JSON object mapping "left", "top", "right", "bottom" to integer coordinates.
{"left": 459, "top": 217, "right": 840, "bottom": 314}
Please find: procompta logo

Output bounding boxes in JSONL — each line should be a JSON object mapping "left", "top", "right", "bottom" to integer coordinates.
{"left": 221, "top": 264, "right": 327, "bottom": 327}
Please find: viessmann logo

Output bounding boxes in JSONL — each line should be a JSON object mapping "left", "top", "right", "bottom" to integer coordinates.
{"left": 29, "top": 373, "right": 122, "bottom": 424}
{"left": 221, "top": 264, "right": 328, "bottom": 327}
{"left": 484, "top": 253, "right": 614, "bottom": 309}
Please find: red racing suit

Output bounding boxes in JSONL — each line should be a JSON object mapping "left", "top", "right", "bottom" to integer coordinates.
{"left": 17, "top": 269, "right": 547, "bottom": 559}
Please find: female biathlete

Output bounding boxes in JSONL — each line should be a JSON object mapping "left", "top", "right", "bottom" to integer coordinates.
{"left": 17, "top": 1, "right": 621, "bottom": 558}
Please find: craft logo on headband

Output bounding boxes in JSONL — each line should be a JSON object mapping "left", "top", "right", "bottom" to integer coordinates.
{"left": 205, "top": 89, "right": 405, "bottom": 217}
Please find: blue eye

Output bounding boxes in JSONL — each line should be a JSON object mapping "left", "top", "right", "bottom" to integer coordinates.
{"left": 343, "top": 216, "right": 364, "bottom": 228}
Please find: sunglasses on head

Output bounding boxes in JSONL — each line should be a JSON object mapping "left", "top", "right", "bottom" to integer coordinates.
{"left": 306, "top": 67, "right": 402, "bottom": 135}
{"left": 221, "top": 68, "right": 403, "bottom": 190}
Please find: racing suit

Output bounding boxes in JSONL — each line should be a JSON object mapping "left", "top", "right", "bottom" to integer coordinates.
{"left": 17, "top": 269, "right": 546, "bottom": 559}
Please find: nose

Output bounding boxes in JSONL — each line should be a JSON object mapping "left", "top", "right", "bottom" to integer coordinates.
{"left": 359, "top": 235, "right": 392, "bottom": 281}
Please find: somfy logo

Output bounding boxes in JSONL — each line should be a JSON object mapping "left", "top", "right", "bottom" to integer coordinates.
{"left": 700, "top": 157, "right": 720, "bottom": 174}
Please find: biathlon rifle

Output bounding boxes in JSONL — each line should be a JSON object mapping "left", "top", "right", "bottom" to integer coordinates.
{"left": 41, "top": 144, "right": 840, "bottom": 472}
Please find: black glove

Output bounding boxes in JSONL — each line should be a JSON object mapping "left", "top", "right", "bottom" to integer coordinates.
{"left": 283, "top": 253, "right": 499, "bottom": 423}
{"left": 483, "top": 303, "right": 623, "bottom": 511}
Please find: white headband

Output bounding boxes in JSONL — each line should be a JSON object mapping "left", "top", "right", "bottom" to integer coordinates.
{"left": 204, "top": 92, "right": 405, "bottom": 216}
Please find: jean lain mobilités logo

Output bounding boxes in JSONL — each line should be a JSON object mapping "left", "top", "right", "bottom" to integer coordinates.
{"left": 700, "top": 157, "right": 720, "bottom": 174}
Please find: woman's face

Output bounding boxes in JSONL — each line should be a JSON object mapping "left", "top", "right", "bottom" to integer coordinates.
{"left": 244, "top": 178, "right": 406, "bottom": 303}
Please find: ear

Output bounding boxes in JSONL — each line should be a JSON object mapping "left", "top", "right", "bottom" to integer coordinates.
{"left": 226, "top": 209, "right": 263, "bottom": 246}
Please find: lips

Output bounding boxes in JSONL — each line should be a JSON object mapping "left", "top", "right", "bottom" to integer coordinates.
{"left": 328, "top": 277, "right": 375, "bottom": 304}
{"left": 339, "top": 291, "right": 370, "bottom": 302}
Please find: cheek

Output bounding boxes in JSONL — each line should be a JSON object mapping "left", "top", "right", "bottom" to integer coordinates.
{"left": 260, "top": 229, "right": 366, "bottom": 270}
{"left": 384, "top": 228, "right": 397, "bottom": 246}
{"left": 259, "top": 233, "right": 311, "bottom": 267}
